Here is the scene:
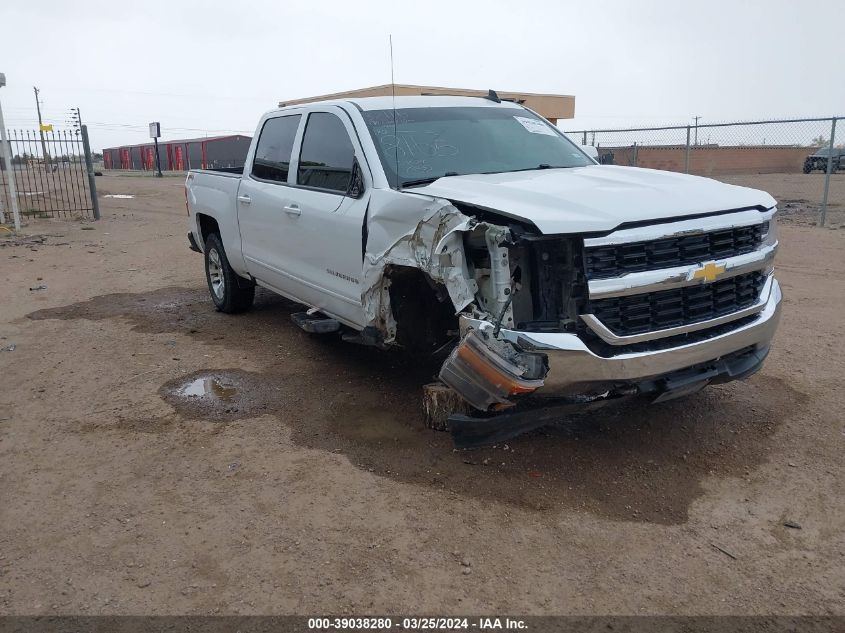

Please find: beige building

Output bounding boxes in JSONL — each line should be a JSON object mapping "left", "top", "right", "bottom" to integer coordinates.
{"left": 279, "top": 84, "right": 575, "bottom": 124}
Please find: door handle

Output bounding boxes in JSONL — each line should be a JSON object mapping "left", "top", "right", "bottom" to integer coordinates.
{"left": 237, "top": 195, "right": 251, "bottom": 204}
{"left": 284, "top": 204, "right": 301, "bottom": 217}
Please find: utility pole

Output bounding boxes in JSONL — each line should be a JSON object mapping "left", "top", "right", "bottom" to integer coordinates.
{"left": 33, "top": 86, "right": 50, "bottom": 166}
{"left": 693, "top": 116, "right": 701, "bottom": 146}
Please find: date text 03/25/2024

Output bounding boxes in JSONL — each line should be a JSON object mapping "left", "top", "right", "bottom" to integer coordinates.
{"left": 307, "top": 617, "right": 527, "bottom": 630}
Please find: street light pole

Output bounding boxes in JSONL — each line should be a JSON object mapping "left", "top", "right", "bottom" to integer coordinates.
{"left": 0, "top": 73, "right": 22, "bottom": 231}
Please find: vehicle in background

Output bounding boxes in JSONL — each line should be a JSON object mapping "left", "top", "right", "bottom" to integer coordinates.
{"left": 185, "top": 94, "right": 781, "bottom": 444}
{"left": 803, "top": 147, "right": 845, "bottom": 173}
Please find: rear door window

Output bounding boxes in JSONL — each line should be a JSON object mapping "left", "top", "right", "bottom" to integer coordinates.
{"left": 251, "top": 114, "right": 301, "bottom": 183}
{"left": 297, "top": 112, "right": 355, "bottom": 193}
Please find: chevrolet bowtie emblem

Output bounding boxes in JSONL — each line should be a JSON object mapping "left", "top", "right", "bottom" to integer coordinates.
{"left": 691, "top": 262, "right": 727, "bottom": 282}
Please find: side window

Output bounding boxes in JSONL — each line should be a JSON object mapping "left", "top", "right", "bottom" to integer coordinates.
{"left": 297, "top": 112, "right": 355, "bottom": 192}
{"left": 251, "top": 114, "right": 301, "bottom": 183}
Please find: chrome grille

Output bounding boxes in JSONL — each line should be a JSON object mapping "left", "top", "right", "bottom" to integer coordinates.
{"left": 585, "top": 222, "right": 767, "bottom": 280}
{"left": 590, "top": 271, "right": 766, "bottom": 336}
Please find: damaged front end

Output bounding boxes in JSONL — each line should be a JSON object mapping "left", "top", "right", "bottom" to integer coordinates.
{"left": 363, "top": 189, "right": 585, "bottom": 413}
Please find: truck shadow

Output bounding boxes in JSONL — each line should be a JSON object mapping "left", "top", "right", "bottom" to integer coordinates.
{"left": 28, "top": 286, "right": 807, "bottom": 525}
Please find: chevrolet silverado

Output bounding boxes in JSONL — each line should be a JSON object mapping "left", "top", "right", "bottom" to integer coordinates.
{"left": 186, "top": 94, "right": 781, "bottom": 436}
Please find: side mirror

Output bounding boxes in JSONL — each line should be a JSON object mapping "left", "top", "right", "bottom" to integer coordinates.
{"left": 347, "top": 158, "right": 365, "bottom": 199}
{"left": 581, "top": 145, "right": 599, "bottom": 161}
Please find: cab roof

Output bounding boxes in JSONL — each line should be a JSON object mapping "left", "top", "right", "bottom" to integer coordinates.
{"left": 273, "top": 94, "right": 527, "bottom": 115}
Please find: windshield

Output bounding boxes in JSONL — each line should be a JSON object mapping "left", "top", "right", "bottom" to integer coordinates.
{"left": 361, "top": 106, "right": 593, "bottom": 187}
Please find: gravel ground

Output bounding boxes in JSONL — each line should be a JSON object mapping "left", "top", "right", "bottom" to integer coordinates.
{"left": 0, "top": 174, "right": 843, "bottom": 615}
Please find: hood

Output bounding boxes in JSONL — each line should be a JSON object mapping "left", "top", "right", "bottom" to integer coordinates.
{"left": 409, "top": 165, "right": 777, "bottom": 234}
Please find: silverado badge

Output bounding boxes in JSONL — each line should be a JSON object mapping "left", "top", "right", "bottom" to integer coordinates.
{"left": 691, "top": 262, "right": 727, "bottom": 283}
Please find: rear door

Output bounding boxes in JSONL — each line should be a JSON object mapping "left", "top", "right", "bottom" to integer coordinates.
{"left": 237, "top": 112, "right": 304, "bottom": 292}
{"left": 281, "top": 107, "right": 371, "bottom": 326}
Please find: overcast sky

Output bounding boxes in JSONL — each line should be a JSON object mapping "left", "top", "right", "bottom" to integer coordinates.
{"left": 1, "top": 0, "right": 842, "bottom": 151}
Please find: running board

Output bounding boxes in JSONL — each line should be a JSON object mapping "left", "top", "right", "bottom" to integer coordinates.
{"left": 291, "top": 312, "right": 341, "bottom": 334}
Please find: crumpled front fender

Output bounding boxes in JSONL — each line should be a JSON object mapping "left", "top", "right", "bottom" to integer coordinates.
{"left": 361, "top": 189, "right": 479, "bottom": 343}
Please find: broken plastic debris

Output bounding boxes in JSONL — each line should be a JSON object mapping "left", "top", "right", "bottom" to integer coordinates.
{"left": 1, "top": 344, "right": 15, "bottom": 352}
{"left": 29, "top": 284, "right": 47, "bottom": 291}
{"left": 439, "top": 329, "right": 545, "bottom": 411}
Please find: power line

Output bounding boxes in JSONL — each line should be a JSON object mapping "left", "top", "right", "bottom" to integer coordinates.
{"left": 2, "top": 116, "right": 252, "bottom": 134}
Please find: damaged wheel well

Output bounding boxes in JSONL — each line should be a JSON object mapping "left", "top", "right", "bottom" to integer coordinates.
{"left": 387, "top": 266, "right": 459, "bottom": 355}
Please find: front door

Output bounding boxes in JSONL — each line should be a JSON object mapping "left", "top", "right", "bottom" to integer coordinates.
{"left": 282, "top": 108, "right": 371, "bottom": 327}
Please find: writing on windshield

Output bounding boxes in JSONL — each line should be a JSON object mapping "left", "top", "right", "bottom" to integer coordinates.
{"left": 362, "top": 106, "right": 591, "bottom": 186}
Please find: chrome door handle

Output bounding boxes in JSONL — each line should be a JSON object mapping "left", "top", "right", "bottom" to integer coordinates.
{"left": 237, "top": 195, "right": 251, "bottom": 204}
{"left": 284, "top": 204, "right": 301, "bottom": 217}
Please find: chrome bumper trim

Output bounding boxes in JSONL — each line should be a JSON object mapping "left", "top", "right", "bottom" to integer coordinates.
{"left": 459, "top": 278, "right": 782, "bottom": 397}
{"left": 583, "top": 207, "right": 776, "bottom": 247}
{"left": 582, "top": 274, "right": 775, "bottom": 345}
{"left": 587, "top": 242, "right": 777, "bottom": 300}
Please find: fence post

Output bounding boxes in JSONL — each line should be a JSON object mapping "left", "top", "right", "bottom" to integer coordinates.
{"left": 0, "top": 103, "right": 21, "bottom": 231}
{"left": 582, "top": 131, "right": 587, "bottom": 146}
{"left": 81, "top": 125, "right": 100, "bottom": 220}
{"left": 684, "top": 126, "right": 691, "bottom": 174}
{"left": 819, "top": 117, "right": 838, "bottom": 227}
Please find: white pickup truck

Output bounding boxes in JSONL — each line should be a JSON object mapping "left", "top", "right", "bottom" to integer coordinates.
{"left": 186, "top": 94, "right": 781, "bottom": 432}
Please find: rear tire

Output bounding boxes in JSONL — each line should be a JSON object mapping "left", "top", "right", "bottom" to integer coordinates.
{"left": 204, "top": 233, "right": 255, "bottom": 313}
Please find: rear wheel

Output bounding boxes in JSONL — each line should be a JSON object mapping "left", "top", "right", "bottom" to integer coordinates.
{"left": 204, "top": 233, "right": 255, "bottom": 313}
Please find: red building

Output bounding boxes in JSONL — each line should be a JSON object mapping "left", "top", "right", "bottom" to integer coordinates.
{"left": 102, "top": 134, "right": 252, "bottom": 172}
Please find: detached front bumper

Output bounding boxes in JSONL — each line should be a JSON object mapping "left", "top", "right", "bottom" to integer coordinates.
{"left": 459, "top": 277, "right": 782, "bottom": 397}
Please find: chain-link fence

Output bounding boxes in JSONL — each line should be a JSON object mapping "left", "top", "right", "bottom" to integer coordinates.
{"left": 566, "top": 117, "right": 844, "bottom": 227}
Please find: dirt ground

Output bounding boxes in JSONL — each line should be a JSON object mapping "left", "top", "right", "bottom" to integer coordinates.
{"left": 720, "top": 172, "right": 844, "bottom": 227}
{"left": 1, "top": 173, "right": 843, "bottom": 615}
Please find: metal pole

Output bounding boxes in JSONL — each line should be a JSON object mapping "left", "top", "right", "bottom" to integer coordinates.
{"left": 582, "top": 131, "right": 587, "bottom": 146}
{"left": 153, "top": 136, "right": 162, "bottom": 177}
{"left": 81, "top": 125, "right": 100, "bottom": 220}
{"left": 819, "top": 117, "right": 837, "bottom": 227}
{"left": 684, "top": 125, "right": 691, "bottom": 174}
{"left": 0, "top": 99, "right": 21, "bottom": 231}
{"left": 693, "top": 115, "right": 700, "bottom": 145}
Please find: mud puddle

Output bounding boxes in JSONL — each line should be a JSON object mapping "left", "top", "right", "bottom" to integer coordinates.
{"left": 180, "top": 376, "right": 237, "bottom": 399}
{"left": 160, "top": 370, "right": 274, "bottom": 421}
{"left": 29, "top": 287, "right": 809, "bottom": 524}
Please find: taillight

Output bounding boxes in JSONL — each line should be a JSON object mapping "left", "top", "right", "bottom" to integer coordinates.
{"left": 184, "top": 175, "right": 191, "bottom": 214}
